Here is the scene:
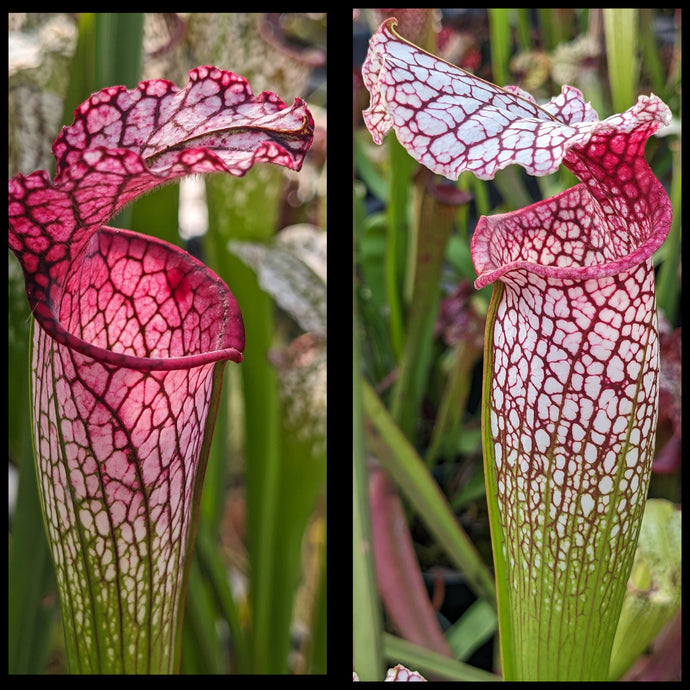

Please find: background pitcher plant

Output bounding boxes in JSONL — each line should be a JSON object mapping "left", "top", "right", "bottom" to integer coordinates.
{"left": 9, "top": 66, "right": 313, "bottom": 673}
{"left": 358, "top": 14, "right": 678, "bottom": 681}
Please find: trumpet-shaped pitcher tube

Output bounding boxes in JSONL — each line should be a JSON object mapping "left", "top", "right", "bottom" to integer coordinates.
{"left": 29, "top": 233, "right": 241, "bottom": 672}
{"left": 9, "top": 66, "right": 313, "bottom": 673}
{"left": 473, "top": 184, "right": 669, "bottom": 678}
{"left": 362, "top": 19, "right": 673, "bottom": 680}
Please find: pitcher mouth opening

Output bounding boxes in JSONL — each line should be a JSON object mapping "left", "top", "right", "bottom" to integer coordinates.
{"left": 471, "top": 183, "right": 670, "bottom": 291}
{"left": 33, "top": 225, "right": 244, "bottom": 371}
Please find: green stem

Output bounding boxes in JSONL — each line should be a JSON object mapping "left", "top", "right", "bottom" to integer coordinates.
{"left": 386, "top": 137, "right": 416, "bottom": 359}
{"left": 390, "top": 173, "right": 457, "bottom": 440}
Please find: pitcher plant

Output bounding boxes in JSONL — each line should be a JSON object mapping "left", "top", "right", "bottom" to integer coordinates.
{"left": 9, "top": 66, "right": 313, "bottom": 673}
{"left": 361, "top": 17, "right": 673, "bottom": 681}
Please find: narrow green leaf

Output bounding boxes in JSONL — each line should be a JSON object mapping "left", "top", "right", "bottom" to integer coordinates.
{"left": 362, "top": 379, "right": 496, "bottom": 610}
{"left": 8, "top": 450, "right": 57, "bottom": 674}
{"left": 514, "top": 9, "right": 533, "bottom": 52}
{"left": 446, "top": 599, "right": 497, "bottom": 662}
{"left": 306, "top": 537, "right": 327, "bottom": 673}
{"left": 604, "top": 8, "right": 639, "bottom": 114}
{"left": 206, "top": 169, "right": 288, "bottom": 674}
{"left": 61, "top": 13, "right": 97, "bottom": 132}
{"left": 383, "top": 633, "right": 500, "bottom": 682}
{"left": 354, "top": 133, "right": 388, "bottom": 203}
{"left": 201, "top": 523, "right": 251, "bottom": 673}
{"left": 488, "top": 9, "right": 512, "bottom": 87}
{"left": 536, "top": 8, "right": 555, "bottom": 52}
{"left": 94, "top": 13, "right": 144, "bottom": 91}
{"left": 180, "top": 556, "right": 225, "bottom": 674}
{"left": 424, "top": 339, "right": 482, "bottom": 468}
{"left": 638, "top": 9, "right": 668, "bottom": 98}
{"left": 9, "top": 256, "right": 56, "bottom": 675}
{"left": 353, "top": 296, "right": 384, "bottom": 680}
{"left": 390, "top": 174, "right": 457, "bottom": 440}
